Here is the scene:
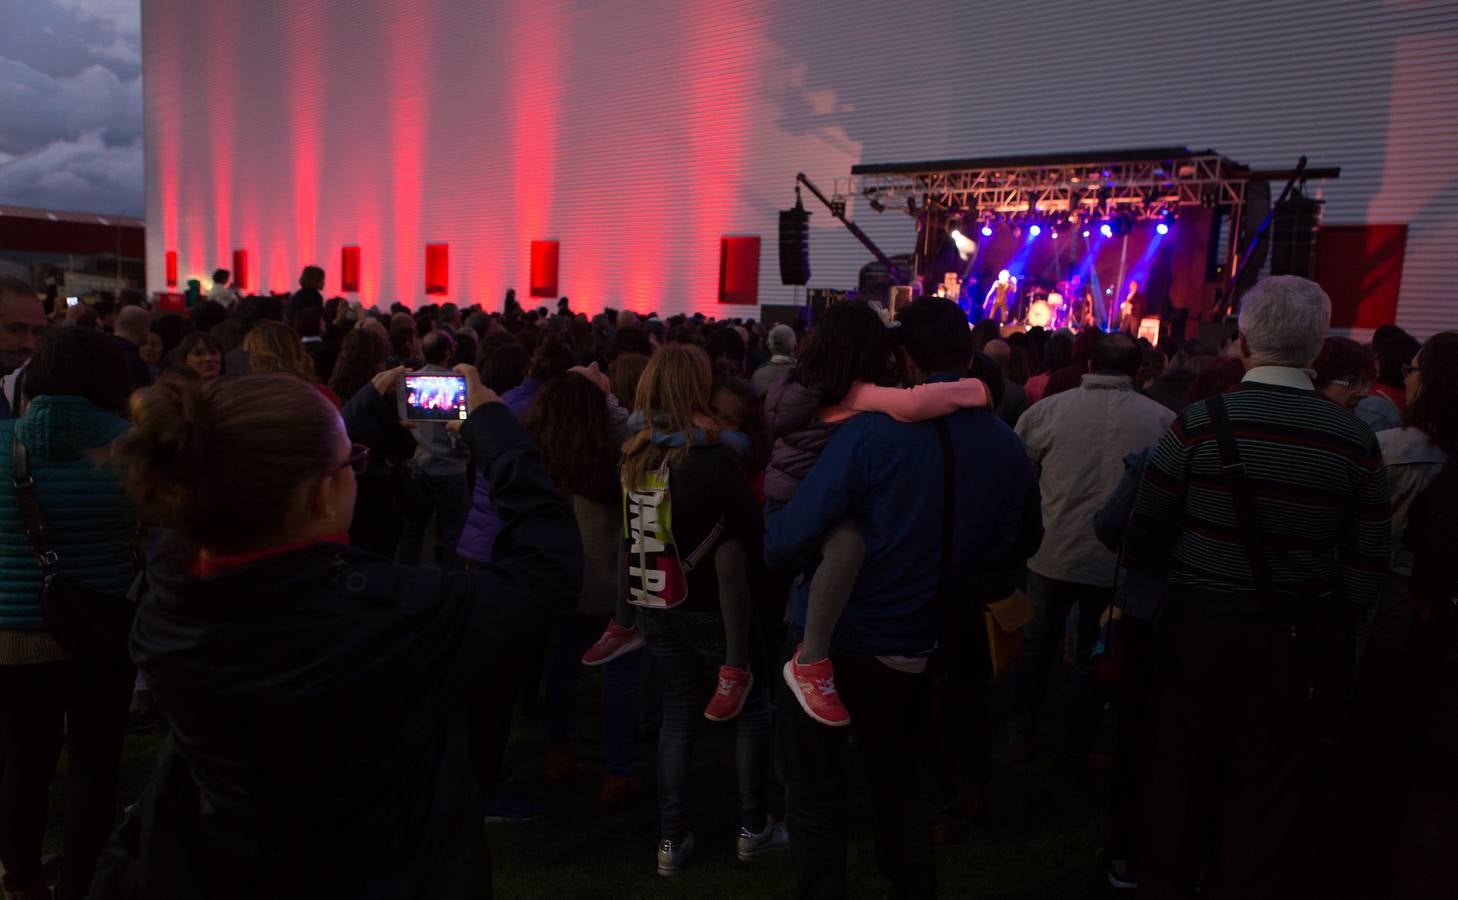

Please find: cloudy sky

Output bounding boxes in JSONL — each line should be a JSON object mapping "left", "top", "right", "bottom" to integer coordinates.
{"left": 0, "top": 0, "right": 142, "bottom": 216}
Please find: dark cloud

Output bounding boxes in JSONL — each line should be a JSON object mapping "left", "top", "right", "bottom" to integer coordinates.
{"left": 0, "top": 0, "right": 141, "bottom": 215}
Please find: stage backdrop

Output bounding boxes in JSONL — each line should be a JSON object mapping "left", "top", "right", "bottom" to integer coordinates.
{"left": 143, "top": 0, "right": 1458, "bottom": 333}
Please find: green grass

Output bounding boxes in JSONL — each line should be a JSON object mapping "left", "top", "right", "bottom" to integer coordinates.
{"left": 56, "top": 667, "right": 1113, "bottom": 899}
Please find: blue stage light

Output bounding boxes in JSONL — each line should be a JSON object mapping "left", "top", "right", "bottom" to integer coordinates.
{"left": 1100, "top": 223, "right": 1114, "bottom": 238}
{"left": 1029, "top": 224, "right": 1042, "bottom": 237}
{"left": 981, "top": 225, "right": 993, "bottom": 237}
{"left": 1156, "top": 222, "right": 1170, "bottom": 235}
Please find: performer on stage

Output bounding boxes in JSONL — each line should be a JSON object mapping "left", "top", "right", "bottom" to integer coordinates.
{"left": 1118, "top": 279, "right": 1143, "bottom": 335}
{"left": 1069, "top": 275, "right": 1096, "bottom": 330}
{"left": 983, "top": 269, "right": 1017, "bottom": 325}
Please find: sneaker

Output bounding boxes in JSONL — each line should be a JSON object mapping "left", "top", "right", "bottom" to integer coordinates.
{"left": 703, "top": 666, "right": 753, "bottom": 721}
{"left": 483, "top": 786, "right": 543, "bottom": 824}
{"left": 736, "top": 817, "right": 790, "bottom": 861}
{"left": 657, "top": 832, "right": 695, "bottom": 876}
{"left": 1097, "top": 848, "right": 1138, "bottom": 890}
{"left": 782, "top": 647, "right": 851, "bottom": 727}
{"left": 598, "top": 773, "right": 641, "bottom": 812}
{"left": 581, "top": 621, "right": 645, "bottom": 667}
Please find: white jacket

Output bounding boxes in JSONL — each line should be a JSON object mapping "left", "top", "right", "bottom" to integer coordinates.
{"left": 1015, "top": 374, "right": 1175, "bottom": 586}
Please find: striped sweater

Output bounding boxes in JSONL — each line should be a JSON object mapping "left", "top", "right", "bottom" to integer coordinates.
{"left": 1125, "top": 377, "right": 1390, "bottom": 612}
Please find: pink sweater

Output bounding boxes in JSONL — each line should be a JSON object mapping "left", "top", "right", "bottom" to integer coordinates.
{"left": 821, "top": 378, "right": 991, "bottom": 425}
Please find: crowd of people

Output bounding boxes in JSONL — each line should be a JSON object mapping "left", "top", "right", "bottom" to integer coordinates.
{"left": 0, "top": 267, "right": 1453, "bottom": 899}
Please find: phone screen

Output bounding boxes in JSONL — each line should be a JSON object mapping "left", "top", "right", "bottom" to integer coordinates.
{"left": 66, "top": 297, "right": 80, "bottom": 307}
{"left": 401, "top": 373, "right": 468, "bottom": 421}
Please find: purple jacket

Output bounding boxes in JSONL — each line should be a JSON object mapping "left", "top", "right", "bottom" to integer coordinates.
{"left": 457, "top": 378, "right": 541, "bottom": 564}
{"left": 764, "top": 377, "right": 840, "bottom": 506}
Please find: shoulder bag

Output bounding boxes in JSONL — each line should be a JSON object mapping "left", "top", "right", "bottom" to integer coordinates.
{"left": 12, "top": 433, "right": 136, "bottom": 660}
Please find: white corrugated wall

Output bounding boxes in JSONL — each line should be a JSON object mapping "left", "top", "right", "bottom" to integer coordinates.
{"left": 144, "top": 0, "right": 1458, "bottom": 334}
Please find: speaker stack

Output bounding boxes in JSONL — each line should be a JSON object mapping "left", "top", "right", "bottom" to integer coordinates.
{"left": 778, "top": 204, "right": 811, "bottom": 286}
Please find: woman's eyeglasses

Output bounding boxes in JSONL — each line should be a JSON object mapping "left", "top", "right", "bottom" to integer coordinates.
{"left": 334, "top": 443, "right": 371, "bottom": 476}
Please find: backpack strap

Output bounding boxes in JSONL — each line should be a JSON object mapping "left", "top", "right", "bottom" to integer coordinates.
{"left": 1205, "top": 394, "right": 1276, "bottom": 603}
{"left": 681, "top": 518, "right": 726, "bottom": 574}
{"left": 933, "top": 418, "right": 957, "bottom": 628}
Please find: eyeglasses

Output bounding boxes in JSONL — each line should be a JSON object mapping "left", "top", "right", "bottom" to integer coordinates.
{"left": 334, "top": 443, "right": 371, "bottom": 476}
{"left": 1403, "top": 363, "right": 1421, "bottom": 377}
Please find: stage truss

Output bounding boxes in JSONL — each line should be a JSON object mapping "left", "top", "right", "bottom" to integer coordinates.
{"left": 831, "top": 148, "right": 1262, "bottom": 298}
{"left": 835, "top": 148, "right": 1249, "bottom": 220}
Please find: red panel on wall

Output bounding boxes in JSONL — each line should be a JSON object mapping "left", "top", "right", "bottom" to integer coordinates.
{"left": 530, "top": 240, "right": 560, "bottom": 298}
{"left": 341, "top": 246, "right": 361, "bottom": 292}
{"left": 425, "top": 243, "right": 449, "bottom": 295}
{"left": 165, "top": 251, "right": 178, "bottom": 287}
{"left": 1315, "top": 225, "right": 1407, "bottom": 329}
{"left": 718, "top": 236, "right": 761, "bottom": 305}
{"left": 232, "top": 249, "right": 249, "bottom": 290}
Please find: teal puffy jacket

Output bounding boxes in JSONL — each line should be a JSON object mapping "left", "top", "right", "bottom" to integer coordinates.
{"left": 0, "top": 396, "right": 135, "bottom": 631}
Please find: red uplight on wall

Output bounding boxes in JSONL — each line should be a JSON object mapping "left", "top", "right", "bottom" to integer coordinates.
{"left": 425, "top": 243, "right": 449, "bottom": 295}
{"left": 341, "top": 246, "right": 361, "bottom": 292}
{"left": 165, "top": 251, "right": 178, "bottom": 287}
{"left": 232, "top": 249, "right": 249, "bottom": 290}
{"left": 530, "top": 240, "right": 560, "bottom": 298}
{"left": 718, "top": 236, "right": 761, "bottom": 305}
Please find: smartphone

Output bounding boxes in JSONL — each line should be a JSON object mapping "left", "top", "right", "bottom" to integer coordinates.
{"left": 399, "top": 372, "right": 469, "bottom": 422}
{"left": 66, "top": 297, "right": 80, "bottom": 308}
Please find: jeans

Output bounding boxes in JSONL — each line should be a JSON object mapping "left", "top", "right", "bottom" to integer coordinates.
{"left": 0, "top": 657, "right": 133, "bottom": 898}
{"left": 396, "top": 471, "right": 470, "bottom": 569}
{"left": 637, "top": 608, "right": 771, "bottom": 842}
{"left": 544, "top": 616, "right": 642, "bottom": 777}
{"left": 777, "top": 630, "right": 936, "bottom": 900}
{"left": 1006, "top": 571, "right": 1113, "bottom": 763}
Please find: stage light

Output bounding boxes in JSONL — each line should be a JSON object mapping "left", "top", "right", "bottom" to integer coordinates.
{"left": 1156, "top": 222, "right": 1170, "bottom": 235}
{"left": 1082, "top": 229, "right": 1091, "bottom": 238}
{"left": 950, "top": 229, "right": 976, "bottom": 260}
{"left": 981, "top": 225, "right": 993, "bottom": 237}
{"left": 1051, "top": 230, "right": 1059, "bottom": 240}
{"left": 1029, "top": 224, "right": 1042, "bottom": 237}
{"left": 1100, "top": 223, "right": 1114, "bottom": 238}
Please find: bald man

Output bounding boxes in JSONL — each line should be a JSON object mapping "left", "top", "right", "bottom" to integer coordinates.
{"left": 984, "top": 339, "right": 1027, "bottom": 427}
{"left": 111, "top": 304, "right": 155, "bottom": 390}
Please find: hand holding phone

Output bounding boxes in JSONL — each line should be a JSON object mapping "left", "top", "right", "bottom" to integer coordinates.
{"left": 371, "top": 366, "right": 406, "bottom": 398}
{"left": 453, "top": 364, "right": 500, "bottom": 413}
{"left": 398, "top": 372, "right": 471, "bottom": 423}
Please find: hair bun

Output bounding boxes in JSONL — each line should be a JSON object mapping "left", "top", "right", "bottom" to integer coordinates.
{"left": 128, "top": 375, "right": 215, "bottom": 485}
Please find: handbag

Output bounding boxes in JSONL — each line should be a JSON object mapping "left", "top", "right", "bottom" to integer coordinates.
{"left": 983, "top": 590, "right": 1034, "bottom": 679}
{"left": 12, "top": 433, "right": 136, "bottom": 660}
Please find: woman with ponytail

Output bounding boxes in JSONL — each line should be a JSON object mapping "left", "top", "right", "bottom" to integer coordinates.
{"left": 608, "top": 344, "right": 781, "bottom": 876}
{"left": 89, "top": 367, "right": 581, "bottom": 900}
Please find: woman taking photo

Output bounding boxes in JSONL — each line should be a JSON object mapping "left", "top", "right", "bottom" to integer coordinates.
{"left": 618, "top": 344, "right": 778, "bottom": 877}
{"left": 89, "top": 368, "right": 581, "bottom": 899}
{"left": 331, "top": 328, "right": 421, "bottom": 557}
{"left": 0, "top": 328, "right": 138, "bottom": 900}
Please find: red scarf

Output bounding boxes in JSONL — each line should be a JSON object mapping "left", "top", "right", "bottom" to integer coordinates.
{"left": 191, "top": 533, "right": 349, "bottom": 578}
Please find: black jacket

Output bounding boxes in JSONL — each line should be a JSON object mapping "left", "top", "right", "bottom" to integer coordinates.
{"left": 91, "top": 403, "right": 582, "bottom": 900}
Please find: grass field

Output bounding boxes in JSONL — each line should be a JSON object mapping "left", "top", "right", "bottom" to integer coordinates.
{"left": 54, "top": 664, "right": 1115, "bottom": 899}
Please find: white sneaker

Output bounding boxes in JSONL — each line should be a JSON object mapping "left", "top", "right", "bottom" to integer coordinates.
{"left": 657, "top": 832, "right": 695, "bottom": 876}
{"left": 737, "top": 817, "right": 790, "bottom": 861}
